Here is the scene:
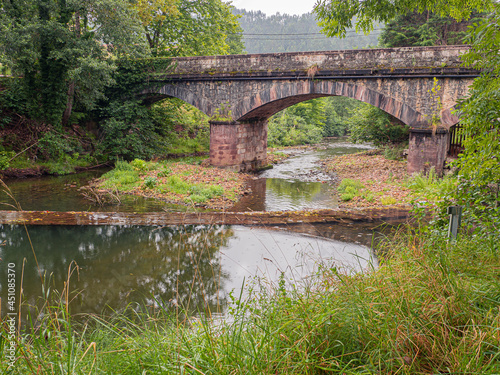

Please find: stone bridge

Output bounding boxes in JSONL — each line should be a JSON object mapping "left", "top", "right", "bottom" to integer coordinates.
{"left": 140, "top": 45, "right": 479, "bottom": 175}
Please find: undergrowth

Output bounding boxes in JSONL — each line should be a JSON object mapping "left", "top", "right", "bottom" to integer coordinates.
{"left": 96, "top": 158, "right": 239, "bottom": 206}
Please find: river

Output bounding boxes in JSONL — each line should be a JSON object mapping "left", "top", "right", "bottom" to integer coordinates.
{"left": 0, "top": 139, "right": 395, "bottom": 317}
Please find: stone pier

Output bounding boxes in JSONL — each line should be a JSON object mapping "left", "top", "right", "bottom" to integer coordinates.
{"left": 407, "top": 128, "right": 449, "bottom": 176}
{"left": 209, "top": 121, "right": 268, "bottom": 172}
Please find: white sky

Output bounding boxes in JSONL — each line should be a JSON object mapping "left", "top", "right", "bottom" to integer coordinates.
{"left": 230, "top": 0, "right": 318, "bottom": 16}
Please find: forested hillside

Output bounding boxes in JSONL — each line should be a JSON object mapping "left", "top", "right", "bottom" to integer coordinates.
{"left": 234, "top": 9, "right": 381, "bottom": 54}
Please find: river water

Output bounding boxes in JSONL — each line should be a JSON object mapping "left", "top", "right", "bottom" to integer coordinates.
{"left": 0, "top": 139, "right": 394, "bottom": 317}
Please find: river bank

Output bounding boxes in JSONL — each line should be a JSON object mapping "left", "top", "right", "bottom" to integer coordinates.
{"left": 322, "top": 149, "right": 413, "bottom": 208}
{"left": 80, "top": 142, "right": 415, "bottom": 212}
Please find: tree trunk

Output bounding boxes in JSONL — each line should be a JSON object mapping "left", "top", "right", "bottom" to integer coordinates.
{"left": 62, "top": 11, "right": 81, "bottom": 126}
{"left": 62, "top": 81, "right": 75, "bottom": 125}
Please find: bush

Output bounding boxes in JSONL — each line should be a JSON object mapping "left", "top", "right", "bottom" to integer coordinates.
{"left": 348, "top": 103, "right": 410, "bottom": 147}
{"left": 0, "top": 150, "right": 15, "bottom": 170}
{"left": 97, "top": 102, "right": 165, "bottom": 161}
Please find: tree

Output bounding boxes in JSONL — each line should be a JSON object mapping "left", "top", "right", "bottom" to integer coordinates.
{"left": 347, "top": 103, "right": 409, "bottom": 147}
{"left": 322, "top": 96, "right": 358, "bottom": 137}
{"left": 268, "top": 99, "right": 325, "bottom": 147}
{"left": 454, "top": 8, "right": 500, "bottom": 213}
{"left": 0, "top": 0, "right": 148, "bottom": 128}
{"left": 379, "top": 10, "right": 482, "bottom": 47}
{"left": 314, "top": 0, "right": 491, "bottom": 37}
{"left": 135, "top": 0, "right": 244, "bottom": 57}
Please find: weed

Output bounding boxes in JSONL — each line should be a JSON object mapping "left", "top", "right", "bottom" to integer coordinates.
{"left": 338, "top": 178, "right": 364, "bottom": 201}
{"left": 406, "top": 167, "right": 457, "bottom": 200}
{"left": 130, "top": 158, "right": 149, "bottom": 172}
{"left": 361, "top": 190, "right": 375, "bottom": 202}
{"left": 157, "top": 168, "right": 172, "bottom": 178}
{"left": 380, "top": 195, "right": 397, "bottom": 205}
{"left": 143, "top": 176, "right": 158, "bottom": 189}
{"left": 383, "top": 144, "right": 407, "bottom": 160}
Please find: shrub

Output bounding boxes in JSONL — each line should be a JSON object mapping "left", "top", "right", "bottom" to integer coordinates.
{"left": 131, "top": 158, "right": 148, "bottom": 172}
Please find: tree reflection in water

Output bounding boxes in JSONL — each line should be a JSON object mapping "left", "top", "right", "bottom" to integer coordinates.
{"left": 0, "top": 225, "right": 234, "bottom": 316}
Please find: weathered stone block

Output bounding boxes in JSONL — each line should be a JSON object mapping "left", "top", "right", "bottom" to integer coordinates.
{"left": 408, "top": 128, "right": 449, "bottom": 176}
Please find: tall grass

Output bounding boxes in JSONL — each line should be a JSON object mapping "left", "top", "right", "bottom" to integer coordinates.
{"left": 406, "top": 167, "right": 458, "bottom": 200}
{"left": 1, "top": 225, "right": 499, "bottom": 374}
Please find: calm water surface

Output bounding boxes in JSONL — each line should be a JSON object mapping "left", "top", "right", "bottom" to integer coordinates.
{"left": 0, "top": 139, "right": 395, "bottom": 317}
{"left": 0, "top": 223, "right": 384, "bottom": 316}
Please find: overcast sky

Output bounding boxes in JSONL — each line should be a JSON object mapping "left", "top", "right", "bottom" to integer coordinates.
{"left": 231, "top": 0, "right": 318, "bottom": 16}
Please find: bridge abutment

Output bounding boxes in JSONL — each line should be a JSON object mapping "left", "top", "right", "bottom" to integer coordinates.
{"left": 209, "top": 121, "right": 268, "bottom": 172}
{"left": 408, "top": 128, "right": 449, "bottom": 176}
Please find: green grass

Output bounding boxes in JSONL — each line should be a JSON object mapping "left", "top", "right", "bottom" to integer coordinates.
{"left": 2, "top": 227, "right": 499, "bottom": 374}
{"left": 100, "top": 168, "right": 141, "bottom": 191}
{"left": 406, "top": 167, "right": 458, "bottom": 201}
{"left": 337, "top": 178, "right": 365, "bottom": 201}
{"left": 166, "top": 134, "right": 209, "bottom": 155}
{"left": 98, "top": 159, "right": 230, "bottom": 204}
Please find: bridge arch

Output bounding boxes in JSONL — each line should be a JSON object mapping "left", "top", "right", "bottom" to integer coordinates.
{"left": 145, "top": 79, "right": 460, "bottom": 130}
{"left": 234, "top": 81, "right": 424, "bottom": 127}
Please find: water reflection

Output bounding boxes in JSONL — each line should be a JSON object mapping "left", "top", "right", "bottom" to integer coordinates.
{"left": 0, "top": 225, "right": 233, "bottom": 315}
{"left": 0, "top": 170, "right": 187, "bottom": 213}
{"left": 234, "top": 139, "right": 371, "bottom": 211}
{"left": 0, "top": 224, "right": 375, "bottom": 317}
{"left": 1, "top": 139, "right": 372, "bottom": 213}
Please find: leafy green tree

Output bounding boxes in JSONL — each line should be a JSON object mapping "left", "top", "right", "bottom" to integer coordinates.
{"left": 347, "top": 103, "right": 409, "bottom": 146}
{"left": 322, "top": 96, "right": 359, "bottom": 137}
{"left": 0, "top": 0, "right": 148, "bottom": 128}
{"left": 453, "top": 8, "right": 500, "bottom": 216}
{"left": 138, "top": 0, "right": 244, "bottom": 56}
{"left": 314, "top": 0, "right": 491, "bottom": 37}
{"left": 268, "top": 100, "right": 325, "bottom": 147}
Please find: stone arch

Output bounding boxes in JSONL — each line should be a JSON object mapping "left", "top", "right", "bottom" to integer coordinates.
{"left": 139, "top": 84, "right": 213, "bottom": 116}
{"left": 234, "top": 80, "right": 425, "bottom": 127}
{"left": 441, "top": 104, "right": 461, "bottom": 129}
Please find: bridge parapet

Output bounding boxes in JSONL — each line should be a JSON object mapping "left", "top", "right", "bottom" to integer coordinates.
{"left": 162, "top": 45, "right": 474, "bottom": 78}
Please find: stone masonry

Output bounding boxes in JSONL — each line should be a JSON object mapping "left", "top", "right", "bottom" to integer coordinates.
{"left": 140, "top": 46, "right": 479, "bottom": 174}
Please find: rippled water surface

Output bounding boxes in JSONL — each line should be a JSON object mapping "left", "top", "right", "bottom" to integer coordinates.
{"left": 232, "top": 139, "right": 373, "bottom": 211}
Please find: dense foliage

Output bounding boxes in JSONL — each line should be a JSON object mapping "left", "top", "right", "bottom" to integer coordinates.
{"left": 380, "top": 10, "right": 482, "bottom": 47}
{"left": 0, "top": 0, "right": 242, "bottom": 166}
{"left": 140, "top": 0, "right": 244, "bottom": 56}
{"left": 268, "top": 97, "right": 365, "bottom": 147}
{"left": 348, "top": 103, "right": 410, "bottom": 147}
{"left": 0, "top": 0, "right": 146, "bottom": 127}
{"left": 314, "top": 0, "right": 491, "bottom": 37}
{"left": 448, "top": 7, "right": 500, "bottom": 228}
